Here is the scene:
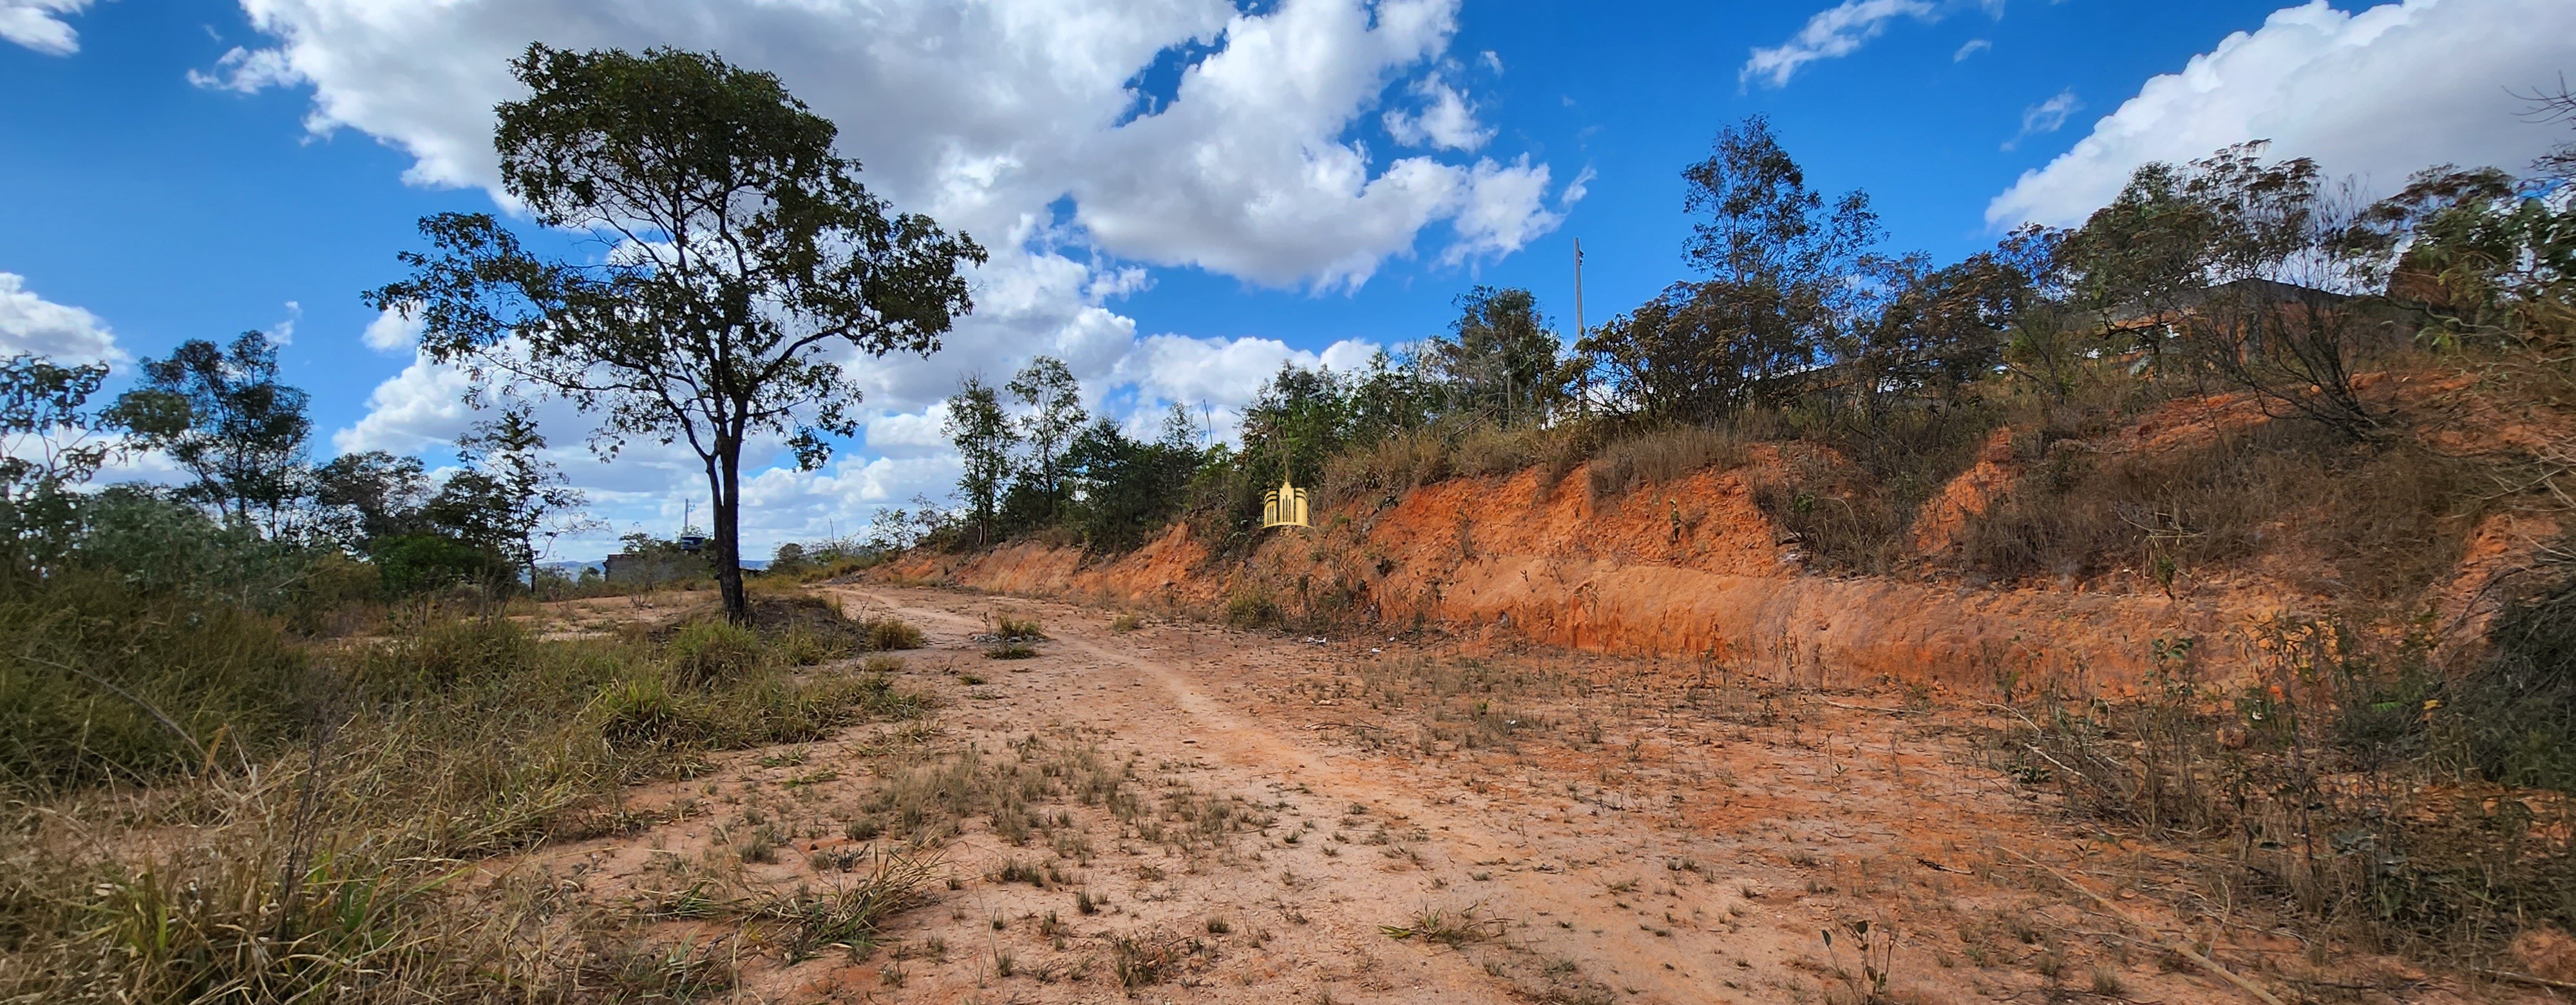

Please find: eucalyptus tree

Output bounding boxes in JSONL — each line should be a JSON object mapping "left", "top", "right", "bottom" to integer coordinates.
{"left": 312, "top": 450, "right": 431, "bottom": 546}
{"left": 1578, "top": 116, "right": 1882, "bottom": 422}
{"left": 1426, "top": 287, "right": 1566, "bottom": 425}
{"left": 1005, "top": 356, "right": 1086, "bottom": 524}
{"left": 943, "top": 376, "right": 1014, "bottom": 546}
{"left": 106, "top": 332, "right": 312, "bottom": 531}
{"left": 434, "top": 407, "right": 596, "bottom": 593}
{"left": 368, "top": 44, "right": 985, "bottom": 623}
{"left": 0, "top": 354, "right": 111, "bottom": 565}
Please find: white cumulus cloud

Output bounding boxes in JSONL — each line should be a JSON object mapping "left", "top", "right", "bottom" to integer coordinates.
{"left": 1385, "top": 75, "right": 1491, "bottom": 151}
{"left": 0, "top": 273, "right": 123, "bottom": 364}
{"left": 188, "top": 44, "right": 301, "bottom": 92}
{"left": 1988, "top": 0, "right": 2576, "bottom": 228}
{"left": 0, "top": 0, "right": 92, "bottom": 55}
{"left": 1444, "top": 155, "right": 1564, "bottom": 265}
{"left": 361, "top": 306, "right": 422, "bottom": 353}
{"left": 218, "top": 0, "right": 1564, "bottom": 285}
{"left": 215, "top": 0, "right": 1569, "bottom": 554}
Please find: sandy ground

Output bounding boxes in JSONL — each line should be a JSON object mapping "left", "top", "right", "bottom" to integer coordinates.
{"left": 498, "top": 584, "right": 2476, "bottom": 1004}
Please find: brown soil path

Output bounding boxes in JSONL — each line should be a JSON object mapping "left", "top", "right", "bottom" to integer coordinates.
{"left": 513, "top": 584, "right": 2459, "bottom": 1004}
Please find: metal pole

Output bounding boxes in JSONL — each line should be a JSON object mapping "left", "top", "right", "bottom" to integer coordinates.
{"left": 1573, "top": 238, "right": 1589, "bottom": 418}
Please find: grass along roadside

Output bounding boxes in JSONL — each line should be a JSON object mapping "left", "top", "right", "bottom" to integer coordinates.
{"left": 0, "top": 593, "right": 933, "bottom": 1003}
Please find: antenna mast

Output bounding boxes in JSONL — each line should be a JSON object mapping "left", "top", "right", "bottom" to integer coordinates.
{"left": 1573, "top": 237, "right": 1589, "bottom": 418}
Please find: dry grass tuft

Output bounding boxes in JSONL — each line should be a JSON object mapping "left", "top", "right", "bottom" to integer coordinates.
{"left": 1380, "top": 903, "right": 1505, "bottom": 945}
{"left": 1586, "top": 424, "right": 1751, "bottom": 499}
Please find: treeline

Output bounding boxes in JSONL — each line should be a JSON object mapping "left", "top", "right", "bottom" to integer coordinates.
{"left": 919, "top": 284, "right": 1568, "bottom": 554}
{"left": 0, "top": 330, "right": 597, "bottom": 611}
{"left": 940, "top": 113, "right": 2575, "bottom": 560}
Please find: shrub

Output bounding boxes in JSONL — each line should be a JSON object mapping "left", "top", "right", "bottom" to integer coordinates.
{"left": 0, "top": 568, "right": 308, "bottom": 794}
{"left": 665, "top": 620, "right": 766, "bottom": 685}
{"left": 372, "top": 532, "right": 515, "bottom": 597}
{"left": 1990, "top": 606, "right": 2576, "bottom": 956}
{"left": 864, "top": 617, "right": 925, "bottom": 651}
{"left": 1223, "top": 590, "right": 1280, "bottom": 629}
{"left": 1317, "top": 421, "right": 1598, "bottom": 511}
{"left": 1753, "top": 403, "right": 1996, "bottom": 574}
{"left": 1956, "top": 417, "right": 2473, "bottom": 595}
{"left": 988, "top": 613, "right": 1045, "bottom": 641}
{"left": 1320, "top": 426, "right": 1453, "bottom": 511}
{"left": 2438, "top": 550, "right": 2576, "bottom": 791}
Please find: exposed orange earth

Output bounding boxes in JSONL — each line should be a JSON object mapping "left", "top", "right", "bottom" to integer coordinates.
{"left": 465, "top": 378, "right": 2570, "bottom": 1002}
{"left": 481, "top": 582, "right": 2546, "bottom": 1004}
{"left": 885, "top": 374, "right": 2568, "bottom": 699}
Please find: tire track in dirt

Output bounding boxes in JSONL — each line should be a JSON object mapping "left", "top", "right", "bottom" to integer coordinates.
{"left": 508, "top": 586, "right": 2488, "bottom": 1004}
{"left": 832, "top": 585, "right": 1827, "bottom": 1003}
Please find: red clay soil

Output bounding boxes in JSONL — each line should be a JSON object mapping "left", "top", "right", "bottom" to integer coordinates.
{"left": 493, "top": 585, "right": 2521, "bottom": 1004}
{"left": 879, "top": 379, "right": 2568, "bottom": 697}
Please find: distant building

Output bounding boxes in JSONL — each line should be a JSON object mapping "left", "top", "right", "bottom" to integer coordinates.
{"left": 603, "top": 551, "right": 699, "bottom": 586}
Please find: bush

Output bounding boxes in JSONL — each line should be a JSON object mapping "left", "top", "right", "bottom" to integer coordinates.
{"left": 864, "top": 617, "right": 925, "bottom": 651}
{"left": 70, "top": 488, "right": 351, "bottom": 614}
{"left": 1752, "top": 403, "right": 1996, "bottom": 574}
{"left": 1320, "top": 426, "right": 1454, "bottom": 511}
{"left": 1957, "top": 417, "right": 2473, "bottom": 595}
{"left": 2439, "top": 551, "right": 2576, "bottom": 791}
{"left": 372, "top": 532, "right": 515, "bottom": 597}
{"left": 665, "top": 620, "right": 766, "bottom": 685}
{"left": 988, "top": 613, "right": 1045, "bottom": 641}
{"left": 1223, "top": 589, "right": 1280, "bottom": 629}
{"left": 0, "top": 568, "right": 308, "bottom": 794}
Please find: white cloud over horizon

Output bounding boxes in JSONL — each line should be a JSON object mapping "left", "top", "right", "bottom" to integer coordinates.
{"left": 216, "top": 0, "right": 1563, "bottom": 287}
{"left": 187, "top": 0, "right": 1578, "bottom": 555}
{"left": 1988, "top": 0, "right": 2576, "bottom": 228}
{"left": 0, "top": 273, "right": 124, "bottom": 365}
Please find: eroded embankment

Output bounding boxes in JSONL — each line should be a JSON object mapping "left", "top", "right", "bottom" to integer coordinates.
{"left": 877, "top": 448, "right": 2340, "bottom": 695}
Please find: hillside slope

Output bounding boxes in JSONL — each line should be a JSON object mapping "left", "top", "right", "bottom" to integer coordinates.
{"left": 882, "top": 388, "right": 2562, "bottom": 696}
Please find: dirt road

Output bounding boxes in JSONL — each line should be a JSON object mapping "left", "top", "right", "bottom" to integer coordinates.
{"left": 513, "top": 584, "right": 2445, "bottom": 1004}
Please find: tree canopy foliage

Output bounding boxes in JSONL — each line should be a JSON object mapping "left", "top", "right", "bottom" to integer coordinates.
{"left": 107, "top": 332, "right": 312, "bottom": 530}
{"left": 368, "top": 44, "right": 984, "bottom": 624}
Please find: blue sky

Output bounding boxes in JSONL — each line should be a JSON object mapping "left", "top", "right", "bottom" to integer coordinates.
{"left": 2, "top": 0, "right": 2570, "bottom": 557}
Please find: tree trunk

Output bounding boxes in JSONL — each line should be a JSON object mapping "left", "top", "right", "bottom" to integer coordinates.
{"left": 709, "top": 443, "right": 750, "bottom": 626}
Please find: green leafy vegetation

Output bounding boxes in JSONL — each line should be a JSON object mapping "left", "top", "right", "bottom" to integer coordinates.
{"left": 0, "top": 43, "right": 994, "bottom": 1000}
{"left": 367, "top": 44, "right": 984, "bottom": 622}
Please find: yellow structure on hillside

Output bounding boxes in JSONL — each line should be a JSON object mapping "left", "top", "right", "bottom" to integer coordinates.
{"left": 1262, "top": 477, "right": 1310, "bottom": 530}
